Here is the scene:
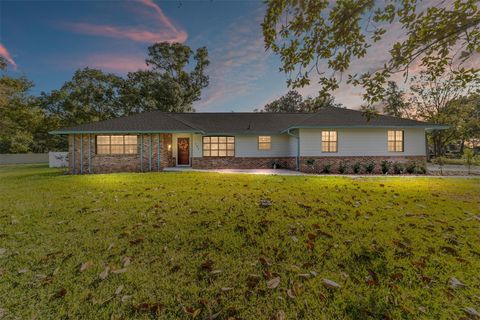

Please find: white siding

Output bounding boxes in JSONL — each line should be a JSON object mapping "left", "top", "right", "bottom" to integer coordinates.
{"left": 299, "top": 128, "right": 426, "bottom": 157}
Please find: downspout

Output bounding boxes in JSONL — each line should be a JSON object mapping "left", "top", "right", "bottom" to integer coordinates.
{"left": 140, "top": 135, "right": 144, "bottom": 172}
{"left": 287, "top": 129, "right": 300, "bottom": 171}
{"left": 88, "top": 134, "right": 92, "bottom": 174}
{"left": 149, "top": 134, "right": 152, "bottom": 171}
{"left": 72, "top": 135, "right": 75, "bottom": 174}
{"left": 80, "top": 134, "right": 83, "bottom": 174}
{"left": 157, "top": 133, "right": 160, "bottom": 171}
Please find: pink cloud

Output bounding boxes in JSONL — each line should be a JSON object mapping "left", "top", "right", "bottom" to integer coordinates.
{"left": 64, "top": 0, "right": 187, "bottom": 44}
{"left": 0, "top": 43, "right": 17, "bottom": 69}
{"left": 79, "top": 54, "right": 147, "bottom": 73}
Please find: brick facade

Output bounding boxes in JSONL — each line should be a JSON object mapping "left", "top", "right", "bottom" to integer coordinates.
{"left": 192, "top": 157, "right": 296, "bottom": 170}
{"left": 299, "top": 156, "right": 426, "bottom": 174}
{"left": 68, "top": 133, "right": 173, "bottom": 174}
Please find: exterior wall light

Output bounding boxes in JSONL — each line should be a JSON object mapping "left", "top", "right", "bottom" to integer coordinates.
{"left": 168, "top": 144, "right": 172, "bottom": 151}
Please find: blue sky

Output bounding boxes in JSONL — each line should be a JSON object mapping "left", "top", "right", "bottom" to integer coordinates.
{"left": 1, "top": 0, "right": 387, "bottom": 111}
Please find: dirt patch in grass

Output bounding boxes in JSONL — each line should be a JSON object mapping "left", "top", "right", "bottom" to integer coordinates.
{"left": 0, "top": 165, "right": 479, "bottom": 319}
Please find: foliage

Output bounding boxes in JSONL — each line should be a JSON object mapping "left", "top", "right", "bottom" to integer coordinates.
{"left": 122, "top": 43, "right": 209, "bottom": 113}
{"left": 322, "top": 163, "right": 332, "bottom": 174}
{"left": 352, "top": 162, "right": 362, "bottom": 174}
{"left": 0, "top": 60, "right": 45, "bottom": 153}
{"left": 380, "top": 160, "right": 392, "bottom": 175}
{"left": 1, "top": 165, "right": 480, "bottom": 319}
{"left": 338, "top": 160, "right": 348, "bottom": 174}
{"left": 381, "top": 82, "right": 411, "bottom": 118}
{"left": 262, "top": 0, "right": 480, "bottom": 106}
{"left": 463, "top": 149, "right": 476, "bottom": 175}
{"left": 256, "top": 90, "right": 340, "bottom": 113}
{"left": 393, "top": 162, "right": 404, "bottom": 174}
{"left": 433, "top": 157, "right": 447, "bottom": 175}
{"left": 363, "top": 160, "right": 376, "bottom": 174}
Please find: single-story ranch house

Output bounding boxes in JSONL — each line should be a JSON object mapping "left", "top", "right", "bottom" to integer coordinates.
{"left": 50, "top": 107, "right": 446, "bottom": 174}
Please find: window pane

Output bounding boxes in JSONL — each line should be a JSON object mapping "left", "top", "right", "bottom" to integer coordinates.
{"left": 388, "top": 141, "right": 395, "bottom": 152}
{"left": 227, "top": 143, "right": 235, "bottom": 150}
{"left": 227, "top": 137, "right": 235, "bottom": 143}
{"left": 219, "top": 143, "right": 227, "bottom": 151}
{"left": 111, "top": 145, "right": 124, "bottom": 154}
{"left": 219, "top": 150, "right": 226, "bottom": 156}
{"left": 203, "top": 143, "right": 210, "bottom": 151}
{"left": 210, "top": 137, "right": 218, "bottom": 143}
{"left": 219, "top": 137, "right": 226, "bottom": 143}
{"left": 124, "top": 135, "right": 137, "bottom": 144}
{"left": 227, "top": 150, "right": 234, "bottom": 156}
{"left": 211, "top": 150, "right": 218, "bottom": 156}
{"left": 111, "top": 136, "right": 124, "bottom": 144}
{"left": 97, "top": 136, "right": 110, "bottom": 145}
{"left": 259, "top": 136, "right": 271, "bottom": 142}
{"left": 203, "top": 150, "right": 210, "bottom": 156}
{"left": 125, "top": 145, "right": 137, "bottom": 154}
{"left": 396, "top": 141, "right": 403, "bottom": 152}
{"left": 396, "top": 131, "right": 403, "bottom": 140}
{"left": 388, "top": 131, "right": 394, "bottom": 140}
{"left": 97, "top": 145, "right": 110, "bottom": 154}
{"left": 211, "top": 143, "right": 218, "bottom": 150}
{"left": 203, "top": 137, "right": 210, "bottom": 143}
{"left": 330, "top": 131, "right": 337, "bottom": 140}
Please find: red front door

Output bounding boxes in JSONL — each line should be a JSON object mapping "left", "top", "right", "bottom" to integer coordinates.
{"left": 177, "top": 138, "right": 190, "bottom": 165}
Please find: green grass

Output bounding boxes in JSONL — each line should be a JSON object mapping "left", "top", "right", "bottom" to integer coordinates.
{"left": 1, "top": 165, "right": 479, "bottom": 319}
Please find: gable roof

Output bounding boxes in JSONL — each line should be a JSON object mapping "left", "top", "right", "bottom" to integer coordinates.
{"left": 50, "top": 107, "right": 447, "bottom": 134}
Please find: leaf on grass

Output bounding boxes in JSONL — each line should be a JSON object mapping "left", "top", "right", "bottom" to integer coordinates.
{"left": 259, "top": 199, "right": 272, "bottom": 208}
{"left": 112, "top": 268, "right": 128, "bottom": 274}
{"left": 200, "top": 259, "right": 214, "bottom": 272}
{"left": 183, "top": 306, "right": 201, "bottom": 318}
{"left": 115, "top": 285, "right": 124, "bottom": 295}
{"left": 322, "top": 278, "right": 341, "bottom": 289}
{"left": 273, "top": 310, "right": 286, "bottom": 320}
{"left": 210, "top": 270, "right": 222, "bottom": 275}
{"left": 122, "top": 257, "right": 131, "bottom": 268}
{"left": 267, "top": 277, "right": 281, "bottom": 289}
{"left": 220, "top": 287, "right": 233, "bottom": 292}
{"left": 99, "top": 266, "right": 110, "bottom": 280}
{"left": 448, "top": 277, "right": 466, "bottom": 289}
{"left": 121, "top": 295, "right": 132, "bottom": 303}
{"left": 365, "top": 269, "right": 379, "bottom": 286}
{"left": 259, "top": 256, "right": 270, "bottom": 266}
{"left": 54, "top": 288, "right": 67, "bottom": 299}
{"left": 80, "top": 261, "right": 93, "bottom": 272}
{"left": 129, "top": 237, "right": 144, "bottom": 245}
{"left": 17, "top": 269, "right": 28, "bottom": 274}
{"left": 463, "top": 307, "right": 480, "bottom": 318}
{"left": 134, "top": 302, "right": 163, "bottom": 313}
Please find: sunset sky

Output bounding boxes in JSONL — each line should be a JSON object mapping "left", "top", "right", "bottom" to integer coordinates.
{"left": 0, "top": 0, "right": 455, "bottom": 112}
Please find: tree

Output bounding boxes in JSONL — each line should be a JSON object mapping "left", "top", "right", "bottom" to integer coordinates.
{"left": 0, "top": 57, "right": 44, "bottom": 153}
{"left": 381, "top": 81, "right": 411, "bottom": 118}
{"left": 262, "top": 0, "right": 480, "bottom": 107}
{"left": 256, "top": 90, "right": 340, "bottom": 112}
{"left": 407, "top": 70, "right": 480, "bottom": 157}
{"left": 122, "top": 43, "right": 209, "bottom": 113}
{"left": 40, "top": 68, "right": 125, "bottom": 127}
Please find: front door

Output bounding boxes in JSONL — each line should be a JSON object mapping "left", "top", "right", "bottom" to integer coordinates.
{"left": 177, "top": 138, "right": 190, "bottom": 165}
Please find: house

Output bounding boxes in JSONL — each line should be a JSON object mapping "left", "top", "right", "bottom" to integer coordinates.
{"left": 50, "top": 107, "right": 446, "bottom": 174}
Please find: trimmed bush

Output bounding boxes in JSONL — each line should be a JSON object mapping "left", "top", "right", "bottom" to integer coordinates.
{"left": 338, "top": 160, "right": 348, "bottom": 174}
{"left": 405, "top": 161, "right": 416, "bottom": 174}
{"left": 393, "top": 162, "right": 404, "bottom": 174}
{"left": 381, "top": 160, "right": 392, "bottom": 174}
{"left": 352, "top": 162, "right": 362, "bottom": 174}
{"left": 322, "top": 163, "right": 332, "bottom": 174}
{"left": 363, "top": 160, "right": 376, "bottom": 174}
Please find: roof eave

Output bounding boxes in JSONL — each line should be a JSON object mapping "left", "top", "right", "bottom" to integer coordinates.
{"left": 281, "top": 124, "right": 450, "bottom": 133}
{"left": 49, "top": 130, "right": 205, "bottom": 135}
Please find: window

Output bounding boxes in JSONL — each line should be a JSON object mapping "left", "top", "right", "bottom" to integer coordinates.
{"left": 321, "top": 131, "right": 337, "bottom": 153}
{"left": 258, "top": 136, "right": 271, "bottom": 150}
{"left": 96, "top": 135, "right": 138, "bottom": 155}
{"left": 388, "top": 130, "right": 404, "bottom": 152}
{"left": 203, "top": 136, "right": 235, "bottom": 157}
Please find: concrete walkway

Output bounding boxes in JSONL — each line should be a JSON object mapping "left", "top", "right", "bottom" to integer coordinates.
{"left": 164, "top": 167, "right": 479, "bottom": 178}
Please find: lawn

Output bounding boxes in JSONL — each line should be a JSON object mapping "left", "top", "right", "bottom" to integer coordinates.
{"left": 0, "top": 165, "right": 479, "bottom": 319}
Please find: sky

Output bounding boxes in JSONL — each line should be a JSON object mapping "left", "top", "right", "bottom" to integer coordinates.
{"left": 0, "top": 0, "right": 471, "bottom": 112}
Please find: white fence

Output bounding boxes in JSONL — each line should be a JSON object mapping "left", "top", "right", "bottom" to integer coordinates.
{"left": 49, "top": 152, "right": 68, "bottom": 168}
{"left": 0, "top": 153, "right": 48, "bottom": 164}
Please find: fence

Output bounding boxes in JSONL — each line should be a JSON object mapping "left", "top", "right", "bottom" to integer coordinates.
{"left": 0, "top": 153, "right": 48, "bottom": 164}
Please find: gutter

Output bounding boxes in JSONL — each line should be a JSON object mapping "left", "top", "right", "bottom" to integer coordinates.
{"left": 281, "top": 124, "right": 450, "bottom": 133}
{"left": 287, "top": 128, "right": 300, "bottom": 171}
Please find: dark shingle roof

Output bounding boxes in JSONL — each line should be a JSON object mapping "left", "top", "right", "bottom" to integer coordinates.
{"left": 50, "top": 107, "right": 446, "bottom": 134}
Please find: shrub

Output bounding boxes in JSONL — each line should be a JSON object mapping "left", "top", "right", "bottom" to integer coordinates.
{"left": 393, "top": 162, "right": 404, "bottom": 174}
{"left": 352, "top": 162, "right": 362, "bottom": 174}
{"left": 380, "top": 160, "right": 392, "bottom": 174}
{"left": 433, "top": 157, "right": 446, "bottom": 175}
{"left": 338, "top": 160, "right": 348, "bottom": 174}
{"left": 405, "top": 161, "right": 416, "bottom": 174}
{"left": 416, "top": 165, "right": 427, "bottom": 174}
{"left": 363, "top": 160, "right": 376, "bottom": 174}
{"left": 463, "top": 149, "right": 475, "bottom": 175}
{"left": 322, "top": 163, "right": 332, "bottom": 174}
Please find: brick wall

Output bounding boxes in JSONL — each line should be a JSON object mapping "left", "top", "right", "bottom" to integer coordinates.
{"left": 299, "top": 156, "right": 426, "bottom": 174}
{"left": 68, "top": 133, "right": 173, "bottom": 174}
{"left": 192, "top": 157, "right": 296, "bottom": 170}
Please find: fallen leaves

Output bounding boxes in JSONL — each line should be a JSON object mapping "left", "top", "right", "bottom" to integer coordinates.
{"left": 99, "top": 266, "right": 110, "bottom": 280}
{"left": 448, "top": 277, "right": 466, "bottom": 289}
{"left": 322, "top": 278, "right": 341, "bottom": 289}
{"left": 267, "top": 277, "right": 280, "bottom": 289}
{"left": 79, "top": 261, "right": 93, "bottom": 272}
{"left": 259, "top": 199, "right": 272, "bottom": 208}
